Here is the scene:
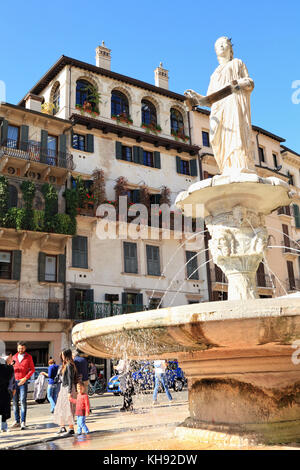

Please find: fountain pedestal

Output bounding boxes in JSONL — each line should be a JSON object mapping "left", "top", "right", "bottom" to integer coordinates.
{"left": 175, "top": 172, "right": 293, "bottom": 300}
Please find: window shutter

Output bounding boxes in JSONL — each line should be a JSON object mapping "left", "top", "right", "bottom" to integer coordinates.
{"left": 20, "top": 125, "right": 29, "bottom": 151}
{"left": 124, "top": 242, "right": 138, "bottom": 273}
{"left": 122, "top": 292, "right": 128, "bottom": 305}
{"left": 72, "top": 236, "right": 88, "bottom": 268}
{"left": 40, "top": 130, "right": 48, "bottom": 163}
{"left": 69, "top": 288, "right": 77, "bottom": 319}
{"left": 138, "top": 147, "right": 144, "bottom": 165}
{"left": 293, "top": 204, "right": 300, "bottom": 228}
{"left": 190, "top": 159, "right": 198, "bottom": 177}
{"left": 0, "top": 119, "right": 8, "bottom": 145}
{"left": 133, "top": 146, "right": 140, "bottom": 164}
{"left": 136, "top": 293, "right": 143, "bottom": 307}
{"left": 8, "top": 185, "right": 18, "bottom": 208}
{"left": 154, "top": 151, "right": 161, "bottom": 169}
{"left": 38, "top": 252, "right": 46, "bottom": 282}
{"left": 86, "top": 134, "right": 94, "bottom": 153}
{"left": 0, "top": 300, "right": 5, "bottom": 317}
{"left": 59, "top": 134, "right": 67, "bottom": 167}
{"left": 132, "top": 190, "right": 140, "bottom": 204}
{"left": 12, "top": 250, "right": 22, "bottom": 281}
{"left": 176, "top": 156, "right": 181, "bottom": 174}
{"left": 186, "top": 251, "right": 199, "bottom": 280}
{"left": 85, "top": 289, "right": 94, "bottom": 302}
{"left": 146, "top": 245, "right": 160, "bottom": 276}
{"left": 287, "top": 260, "right": 295, "bottom": 290}
{"left": 58, "top": 254, "right": 66, "bottom": 283}
{"left": 116, "top": 141, "right": 123, "bottom": 160}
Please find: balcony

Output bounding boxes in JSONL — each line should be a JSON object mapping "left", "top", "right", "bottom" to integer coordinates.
{"left": 281, "top": 239, "right": 299, "bottom": 258}
{"left": 256, "top": 273, "right": 275, "bottom": 292}
{"left": 0, "top": 298, "right": 66, "bottom": 319}
{"left": 73, "top": 301, "right": 148, "bottom": 322}
{"left": 286, "top": 278, "right": 300, "bottom": 292}
{"left": 0, "top": 139, "right": 75, "bottom": 182}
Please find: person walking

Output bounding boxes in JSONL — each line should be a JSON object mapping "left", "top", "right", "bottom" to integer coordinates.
{"left": 88, "top": 361, "right": 97, "bottom": 386}
{"left": 41, "top": 359, "right": 59, "bottom": 413}
{"left": 152, "top": 360, "right": 172, "bottom": 405}
{"left": 11, "top": 341, "right": 35, "bottom": 430}
{"left": 115, "top": 358, "right": 134, "bottom": 412}
{"left": 72, "top": 349, "right": 89, "bottom": 393}
{"left": 69, "top": 381, "right": 90, "bottom": 435}
{"left": 0, "top": 354, "right": 15, "bottom": 432}
{"left": 53, "top": 348, "right": 77, "bottom": 436}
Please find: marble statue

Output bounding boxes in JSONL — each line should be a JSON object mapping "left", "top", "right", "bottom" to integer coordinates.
{"left": 184, "top": 37, "right": 255, "bottom": 175}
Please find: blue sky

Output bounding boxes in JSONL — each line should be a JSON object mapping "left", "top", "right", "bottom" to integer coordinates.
{"left": 1, "top": 0, "right": 299, "bottom": 152}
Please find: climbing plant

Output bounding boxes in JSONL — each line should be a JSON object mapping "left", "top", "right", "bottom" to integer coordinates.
{"left": 41, "top": 183, "right": 58, "bottom": 232}
{"left": 0, "top": 175, "right": 8, "bottom": 226}
{"left": 91, "top": 168, "right": 106, "bottom": 214}
{"left": 20, "top": 180, "right": 36, "bottom": 230}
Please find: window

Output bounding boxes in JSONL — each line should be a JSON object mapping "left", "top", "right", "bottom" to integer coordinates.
{"left": 272, "top": 153, "right": 278, "bottom": 169}
{"left": 146, "top": 245, "right": 160, "bottom": 276}
{"left": 124, "top": 242, "right": 138, "bottom": 274}
{"left": 45, "top": 255, "right": 57, "bottom": 282}
{"left": 76, "top": 80, "right": 97, "bottom": 112}
{"left": 258, "top": 146, "right": 265, "bottom": 163}
{"left": 170, "top": 108, "right": 184, "bottom": 135}
{"left": 288, "top": 172, "right": 294, "bottom": 186}
{"left": 122, "top": 146, "right": 132, "bottom": 162}
{"left": 141, "top": 100, "right": 157, "bottom": 126}
{"left": 287, "top": 260, "right": 296, "bottom": 290}
{"left": 148, "top": 297, "right": 161, "bottom": 309}
{"left": 72, "top": 236, "right": 88, "bottom": 268}
{"left": 47, "top": 135, "right": 58, "bottom": 165}
{"left": 7, "top": 125, "right": 19, "bottom": 148}
{"left": 72, "top": 134, "right": 86, "bottom": 151}
{"left": 111, "top": 90, "right": 129, "bottom": 118}
{"left": 202, "top": 131, "right": 210, "bottom": 147}
{"left": 143, "top": 150, "right": 154, "bottom": 167}
{"left": 0, "top": 251, "right": 12, "bottom": 279}
{"left": 180, "top": 159, "right": 190, "bottom": 175}
{"left": 186, "top": 251, "right": 199, "bottom": 280}
{"left": 8, "top": 185, "right": 18, "bottom": 208}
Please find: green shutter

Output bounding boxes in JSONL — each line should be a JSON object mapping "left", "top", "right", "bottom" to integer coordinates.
{"left": 138, "top": 147, "right": 144, "bottom": 165}
{"left": 86, "top": 134, "right": 94, "bottom": 153}
{"left": 176, "top": 156, "right": 181, "bottom": 174}
{"left": 136, "top": 293, "right": 143, "bottom": 307}
{"left": 133, "top": 146, "right": 140, "bottom": 164}
{"left": 12, "top": 250, "right": 22, "bottom": 281}
{"left": 38, "top": 252, "right": 46, "bottom": 282}
{"left": 58, "top": 254, "right": 66, "bottom": 283}
{"left": 20, "top": 125, "right": 29, "bottom": 152}
{"left": 190, "top": 159, "right": 198, "bottom": 177}
{"left": 59, "top": 134, "right": 67, "bottom": 168}
{"left": 154, "top": 151, "right": 161, "bottom": 169}
{"left": 116, "top": 141, "right": 123, "bottom": 160}
{"left": 122, "top": 292, "right": 128, "bottom": 305}
{"left": 124, "top": 242, "right": 138, "bottom": 273}
{"left": 85, "top": 289, "right": 94, "bottom": 302}
{"left": 186, "top": 251, "right": 199, "bottom": 280}
{"left": 72, "top": 236, "right": 88, "bottom": 268}
{"left": 0, "top": 119, "right": 8, "bottom": 145}
{"left": 293, "top": 204, "right": 300, "bottom": 228}
{"left": 146, "top": 245, "right": 160, "bottom": 276}
{"left": 40, "top": 130, "right": 48, "bottom": 163}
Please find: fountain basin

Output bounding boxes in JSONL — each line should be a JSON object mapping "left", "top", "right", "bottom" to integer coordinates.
{"left": 72, "top": 297, "right": 300, "bottom": 444}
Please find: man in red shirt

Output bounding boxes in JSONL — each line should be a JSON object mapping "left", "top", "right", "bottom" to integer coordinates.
{"left": 11, "top": 341, "right": 35, "bottom": 430}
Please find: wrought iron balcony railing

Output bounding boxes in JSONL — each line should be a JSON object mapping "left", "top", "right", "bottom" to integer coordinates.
{"left": 256, "top": 273, "right": 275, "bottom": 288}
{"left": 286, "top": 278, "right": 300, "bottom": 292}
{"left": 0, "top": 298, "right": 65, "bottom": 319}
{"left": 0, "top": 138, "right": 75, "bottom": 170}
{"left": 73, "top": 301, "right": 147, "bottom": 322}
{"left": 281, "top": 239, "right": 300, "bottom": 254}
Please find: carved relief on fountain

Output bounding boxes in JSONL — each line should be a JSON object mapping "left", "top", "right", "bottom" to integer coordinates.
{"left": 206, "top": 205, "right": 269, "bottom": 299}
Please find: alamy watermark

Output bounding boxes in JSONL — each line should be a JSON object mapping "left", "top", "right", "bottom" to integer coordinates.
{"left": 95, "top": 197, "right": 205, "bottom": 243}
{"left": 291, "top": 80, "right": 300, "bottom": 104}
{"left": 291, "top": 340, "right": 300, "bottom": 365}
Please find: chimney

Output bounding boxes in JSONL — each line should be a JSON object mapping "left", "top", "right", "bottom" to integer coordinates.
{"left": 96, "top": 41, "right": 111, "bottom": 70}
{"left": 24, "top": 93, "right": 43, "bottom": 112}
{"left": 154, "top": 62, "right": 169, "bottom": 90}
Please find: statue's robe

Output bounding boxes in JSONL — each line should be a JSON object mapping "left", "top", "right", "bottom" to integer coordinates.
{"left": 207, "top": 58, "right": 254, "bottom": 174}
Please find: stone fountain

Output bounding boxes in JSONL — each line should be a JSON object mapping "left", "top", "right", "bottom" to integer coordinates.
{"left": 72, "top": 38, "right": 300, "bottom": 446}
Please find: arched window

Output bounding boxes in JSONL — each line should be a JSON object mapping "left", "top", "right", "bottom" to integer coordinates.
{"left": 76, "top": 80, "right": 98, "bottom": 112}
{"left": 111, "top": 90, "right": 129, "bottom": 118}
{"left": 52, "top": 83, "right": 60, "bottom": 115}
{"left": 170, "top": 108, "right": 184, "bottom": 135}
{"left": 141, "top": 100, "right": 157, "bottom": 126}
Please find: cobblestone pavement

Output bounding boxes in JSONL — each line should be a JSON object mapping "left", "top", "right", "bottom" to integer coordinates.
{"left": 1, "top": 391, "right": 299, "bottom": 450}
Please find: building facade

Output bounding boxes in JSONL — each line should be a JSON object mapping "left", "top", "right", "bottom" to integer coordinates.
{"left": 0, "top": 43, "right": 299, "bottom": 373}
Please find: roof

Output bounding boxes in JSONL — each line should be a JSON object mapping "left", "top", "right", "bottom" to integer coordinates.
{"left": 0, "top": 102, "right": 71, "bottom": 125}
{"left": 18, "top": 55, "right": 186, "bottom": 107}
{"left": 280, "top": 145, "right": 300, "bottom": 158}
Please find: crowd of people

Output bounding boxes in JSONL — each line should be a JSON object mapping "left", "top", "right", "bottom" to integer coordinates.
{"left": 0, "top": 342, "right": 174, "bottom": 436}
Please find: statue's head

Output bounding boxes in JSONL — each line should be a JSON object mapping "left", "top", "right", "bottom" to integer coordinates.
{"left": 215, "top": 37, "right": 233, "bottom": 61}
